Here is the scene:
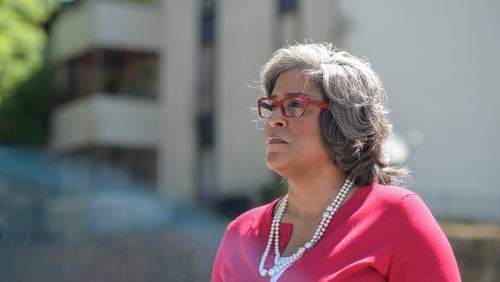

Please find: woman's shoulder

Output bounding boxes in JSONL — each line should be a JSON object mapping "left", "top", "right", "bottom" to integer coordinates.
{"left": 363, "top": 182, "right": 436, "bottom": 223}
{"left": 366, "top": 182, "right": 418, "bottom": 204}
{"left": 355, "top": 182, "right": 428, "bottom": 219}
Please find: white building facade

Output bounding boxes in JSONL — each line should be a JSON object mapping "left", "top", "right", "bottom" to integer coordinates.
{"left": 47, "top": 0, "right": 161, "bottom": 184}
{"left": 338, "top": 0, "right": 500, "bottom": 221}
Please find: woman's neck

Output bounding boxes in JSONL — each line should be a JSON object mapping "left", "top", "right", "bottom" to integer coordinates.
{"left": 284, "top": 166, "right": 348, "bottom": 220}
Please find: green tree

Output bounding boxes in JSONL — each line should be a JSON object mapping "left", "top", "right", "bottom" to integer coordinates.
{"left": 0, "top": 65, "right": 53, "bottom": 144}
{"left": 0, "top": 0, "right": 60, "bottom": 144}
{"left": 0, "top": 0, "right": 59, "bottom": 101}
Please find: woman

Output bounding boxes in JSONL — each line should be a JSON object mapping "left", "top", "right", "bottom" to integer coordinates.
{"left": 212, "top": 43, "right": 460, "bottom": 281}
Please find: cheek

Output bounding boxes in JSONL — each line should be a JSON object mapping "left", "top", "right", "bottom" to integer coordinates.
{"left": 295, "top": 118, "right": 324, "bottom": 147}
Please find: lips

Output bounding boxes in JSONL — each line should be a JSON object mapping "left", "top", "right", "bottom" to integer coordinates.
{"left": 267, "top": 135, "right": 288, "bottom": 144}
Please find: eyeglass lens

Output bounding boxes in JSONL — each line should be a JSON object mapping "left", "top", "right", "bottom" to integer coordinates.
{"left": 259, "top": 97, "right": 306, "bottom": 118}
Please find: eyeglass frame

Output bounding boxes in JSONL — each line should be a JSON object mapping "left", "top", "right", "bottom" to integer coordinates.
{"left": 257, "top": 94, "right": 330, "bottom": 118}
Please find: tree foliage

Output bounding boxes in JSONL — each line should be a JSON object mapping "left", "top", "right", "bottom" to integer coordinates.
{"left": 0, "top": 0, "right": 60, "bottom": 144}
{"left": 0, "top": 0, "right": 59, "bottom": 101}
{"left": 0, "top": 65, "right": 52, "bottom": 144}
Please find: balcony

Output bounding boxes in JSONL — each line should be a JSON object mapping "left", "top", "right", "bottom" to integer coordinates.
{"left": 50, "top": 94, "right": 160, "bottom": 151}
{"left": 48, "top": 0, "right": 160, "bottom": 63}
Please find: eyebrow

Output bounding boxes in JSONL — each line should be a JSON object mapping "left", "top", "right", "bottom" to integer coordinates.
{"left": 269, "top": 92, "right": 311, "bottom": 99}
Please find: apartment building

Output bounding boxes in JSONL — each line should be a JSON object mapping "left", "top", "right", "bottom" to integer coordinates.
{"left": 46, "top": 0, "right": 340, "bottom": 206}
{"left": 46, "top": 0, "right": 161, "bottom": 186}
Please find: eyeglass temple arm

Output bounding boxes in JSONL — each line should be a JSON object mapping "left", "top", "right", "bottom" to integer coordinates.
{"left": 308, "top": 100, "right": 329, "bottom": 109}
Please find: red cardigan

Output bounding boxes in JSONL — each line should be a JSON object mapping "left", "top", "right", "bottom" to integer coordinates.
{"left": 212, "top": 183, "right": 461, "bottom": 281}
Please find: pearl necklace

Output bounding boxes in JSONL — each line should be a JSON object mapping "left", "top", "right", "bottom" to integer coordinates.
{"left": 258, "top": 177, "right": 354, "bottom": 277}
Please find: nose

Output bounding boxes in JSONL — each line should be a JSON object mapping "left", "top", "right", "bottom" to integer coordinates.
{"left": 267, "top": 106, "right": 288, "bottom": 128}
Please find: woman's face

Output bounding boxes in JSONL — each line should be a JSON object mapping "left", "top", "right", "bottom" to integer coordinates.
{"left": 265, "top": 69, "right": 332, "bottom": 176}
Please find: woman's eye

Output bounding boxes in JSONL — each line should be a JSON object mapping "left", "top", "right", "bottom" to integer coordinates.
{"left": 289, "top": 100, "right": 303, "bottom": 108}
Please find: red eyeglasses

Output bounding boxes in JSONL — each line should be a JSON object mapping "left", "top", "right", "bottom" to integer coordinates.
{"left": 257, "top": 95, "right": 329, "bottom": 118}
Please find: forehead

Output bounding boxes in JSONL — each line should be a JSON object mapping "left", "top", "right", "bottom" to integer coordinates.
{"left": 271, "top": 69, "right": 323, "bottom": 100}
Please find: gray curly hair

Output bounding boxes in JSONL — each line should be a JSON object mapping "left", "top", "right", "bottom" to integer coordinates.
{"left": 260, "top": 43, "right": 408, "bottom": 186}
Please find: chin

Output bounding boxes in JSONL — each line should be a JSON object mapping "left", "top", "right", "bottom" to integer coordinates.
{"left": 265, "top": 155, "right": 289, "bottom": 176}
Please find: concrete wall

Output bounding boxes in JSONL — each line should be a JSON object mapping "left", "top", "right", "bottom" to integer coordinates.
{"left": 50, "top": 94, "right": 160, "bottom": 151}
{"left": 158, "top": 0, "right": 198, "bottom": 202}
{"left": 215, "top": 0, "right": 274, "bottom": 196}
{"left": 299, "top": 0, "right": 341, "bottom": 44}
{"left": 49, "top": 0, "right": 160, "bottom": 63}
{"left": 450, "top": 237, "right": 500, "bottom": 282}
